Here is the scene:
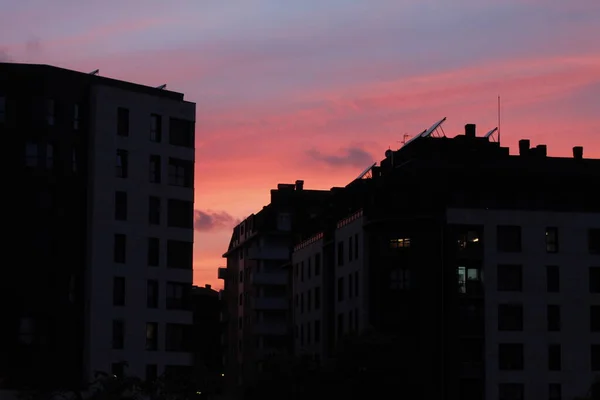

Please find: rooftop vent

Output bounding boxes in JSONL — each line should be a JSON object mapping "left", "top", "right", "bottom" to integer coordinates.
{"left": 573, "top": 146, "right": 583, "bottom": 160}
{"left": 465, "top": 124, "right": 476, "bottom": 138}
{"left": 295, "top": 180, "right": 304, "bottom": 191}
{"left": 519, "top": 139, "right": 530, "bottom": 156}
{"left": 536, "top": 144, "right": 547, "bottom": 157}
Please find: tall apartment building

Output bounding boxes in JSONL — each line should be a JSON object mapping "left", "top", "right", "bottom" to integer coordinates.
{"left": 0, "top": 63, "right": 196, "bottom": 391}
{"left": 218, "top": 181, "right": 331, "bottom": 390}
{"left": 291, "top": 122, "right": 600, "bottom": 400}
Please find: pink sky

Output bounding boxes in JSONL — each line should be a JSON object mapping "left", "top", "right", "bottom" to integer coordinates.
{"left": 2, "top": 0, "right": 599, "bottom": 289}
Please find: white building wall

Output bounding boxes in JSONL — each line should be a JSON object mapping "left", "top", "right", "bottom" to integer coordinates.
{"left": 85, "top": 84, "right": 195, "bottom": 380}
{"left": 447, "top": 208, "right": 600, "bottom": 400}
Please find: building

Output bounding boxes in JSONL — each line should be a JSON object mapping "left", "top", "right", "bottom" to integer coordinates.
{"left": 0, "top": 63, "right": 196, "bottom": 391}
{"left": 218, "top": 181, "right": 331, "bottom": 389}
{"left": 291, "top": 121, "right": 600, "bottom": 400}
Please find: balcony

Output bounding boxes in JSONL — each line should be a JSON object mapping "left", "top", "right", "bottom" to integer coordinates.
{"left": 252, "top": 271, "right": 288, "bottom": 285}
{"left": 247, "top": 246, "right": 290, "bottom": 260}
{"left": 254, "top": 321, "right": 288, "bottom": 335}
{"left": 254, "top": 297, "right": 288, "bottom": 310}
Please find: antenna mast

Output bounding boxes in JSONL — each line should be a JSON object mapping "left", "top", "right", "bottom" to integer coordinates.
{"left": 497, "top": 95, "right": 501, "bottom": 146}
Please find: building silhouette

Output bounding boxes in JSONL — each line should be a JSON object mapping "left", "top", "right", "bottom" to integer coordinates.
{"left": 291, "top": 122, "right": 600, "bottom": 399}
{"left": 0, "top": 63, "right": 196, "bottom": 391}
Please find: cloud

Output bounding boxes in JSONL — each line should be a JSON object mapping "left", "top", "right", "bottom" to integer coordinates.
{"left": 194, "top": 209, "right": 240, "bottom": 232}
{"left": 0, "top": 49, "right": 12, "bottom": 62}
{"left": 306, "top": 146, "right": 374, "bottom": 168}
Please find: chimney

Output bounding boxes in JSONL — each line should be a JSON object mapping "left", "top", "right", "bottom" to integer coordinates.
{"left": 573, "top": 146, "right": 583, "bottom": 160}
{"left": 205, "top": 284, "right": 212, "bottom": 290}
{"left": 465, "top": 124, "right": 476, "bottom": 138}
{"left": 295, "top": 180, "right": 304, "bottom": 191}
{"left": 536, "top": 144, "right": 547, "bottom": 157}
{"left": 519, "top": 139, "right": 530, "bottom": 156}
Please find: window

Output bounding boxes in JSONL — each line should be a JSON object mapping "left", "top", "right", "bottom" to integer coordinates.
{"left": 314, "top": 286, "right": 321, "bottom": 309}
{"left": 111, "top": 363, "right": 125, "bottom": 378}
{"left": 589, "top": 229, "right": 600, "bottom": 254}
{"left": 72, "top": 151, "right": 77, "bottom": 172}
{"left": 337, "top": 277, "right": 344, "bottom": 301}
{"left": 315, "top": 320, "right": 321, "bottom": 343}
{"left": 592, "top": 345, "right": 600, "bottom": 371}
{"left": 354, "top": 234, "right": 359, "bottom": 259}
{"left": 547, "top": 305, "right": 561, "bottom": 331}
{"left": 497, "top": 225, "right": 521, "bottom": 252}
{"left": 150, "top": 114, "right": 162, "bottom": 142}
{"left": 147, "top": 280, "right": 158, "bottom": 308}
{"left": 391, "top": 268, "right": 410, "bottom": 290}
{"left": 116, "top": 149, "right": 128, "bottom": 178}
{"left": 117, "top": 107, "right": 129, "bottom": 136}
{"left": 25, "top": 142, "right": 38, "bottom": 167}
{"left": 389, "top": 238, "right": 411, "bottom": 248}
{"left": 45, "top": 144, "right": 54, "bottom": 168}
{"left": 0, "top": 95, "right": 5, "bottom": 122}
{"left": 337, "top": 241, "right": 344, "bottom": 266}
{"left": 307, "top": 258, "right": 311, "bottom": 279}
{"left": 591, "top": 306, "right": 600, "bottom": 332}
{"left": 348, "top": 237, "right": 353, "bottom": 262}
{"left": 168, "top": 158, "right": 193, "bottom": 187}
{"left": 546, "top": 265, "right": 559, "bottom": 292}
{"left": 238, "top": 293, "right": 243, "bottom": 306}
{"left": 548, "top": 344, "right": 561, "bottom": 371}
{"left": 167, "top": 240, "right": 193, "bottom": 269}
{"left": 498, "top": 383, "right": 524, "bottom": 400}
{"left": 167, "top": 199, "right": 193, "bottom": 228}
{"left": 149, "top": 196, "right": 160, "bottom": 225}
{"left": 337, "top": 313, "right": 344, "bottom": 338}
{"left": 498, "top": 343, "right": 524, "bottom": 370}
{"left": 457, "top": 266, "right": 482, "bottom": 294}
{"left": 146, "top": 365, "right": 158, "bottom": 382}
{"left": 114, "top": 234, "right": 126, "bottom": 263}
{"left": 112, "top": 320, "right": 124, "bottom": 349}
{"left": 18, "top": 317, "right": 34, "bottom": 345}
{"left": 277, "top": 213, "right": 291, "bottom": 231}
{"left": 166, "top": 282, "right": 189, "bottom": 309}
{"left": 148, "top": 238, "right": 159, "bottom": 266}
{"left": 113, "top": 277, "right": 125, "bottom": 306}
{"left": 497, "top": 264, "right": 522, "bottom": 291}
{"left": 169, "top": 117, "right": 194, "bottom": 147}
{"left": 146, "top": 322, "right": 158, "bottom": 351}
{"left": 348, "top": 274, "right": 353, "bottom": 298}
{"left": 591, "top": 267, "right": 600, "bottom": 293}
{"left": 355, "top": 271, "right": 359, "bottom": 296}
{"left": 546, "top": 227, "right": 559, "bottom": 253}
{"left": 300, "top": 262, "right": 304, "bottom": 282}
{"left": 46, "top": 99, "right": 55, "bottom": 125}
{"left": 149, "top": 155, "right": 161, "bottom": 183}
{"left": 498, "top": 304, "right": 523, "bottom": 331}
{"left": 115, "top": 191, "right": 127, "bottom": 221}
{"left": 548, "top": 384, "right": 561, "bottom": 400}
{"left": 315, "top": 253, "right": 321, "bottom": 275}
{"left": 300, "top": 293, "right": 304, "bottom": 313}
{"left": 73, "top": 104, "right": 80, "bottom": 130}
{"left": 166, "top": 324, "right": 189, "bottom": 351}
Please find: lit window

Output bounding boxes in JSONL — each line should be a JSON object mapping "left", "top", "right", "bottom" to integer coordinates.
{"left": 390, "top": 238, "right": 411, "bottom": 248}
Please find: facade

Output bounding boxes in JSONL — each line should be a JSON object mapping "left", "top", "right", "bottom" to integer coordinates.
{"left": 218, "top": 181, "right": 331, "bottom": 389}
{"left": 0, "top": 63, "right": 196, "bottom": 391}
{"left": 290, "top": 122, "right": 600, "bottom": 400}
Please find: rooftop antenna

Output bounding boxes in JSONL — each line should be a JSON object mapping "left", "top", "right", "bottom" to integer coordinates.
{"left": 88, "top": 69, "right": 99, "bottom": 75}
{"left": 156, "top": 84, "right": 167, "bottom": 90}
{"left": 497, "top": 95, "right": 501, "bottom": 146}
{"left": 401, "top": 134, "right": 411, "bottom": 146}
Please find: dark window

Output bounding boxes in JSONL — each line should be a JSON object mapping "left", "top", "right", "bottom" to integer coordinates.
{"left": 589, "top": 229, "right": 600, "bottom": 254}
{"left": 117, "top": 107, "right": 129, "bottom": 136}
{"left": 150, "top": 114, "right": 162, "bottom": 142}
{"left": 146, "top": 364, "right": 158, "bottom": 382}
{"left": 307, "top": 289, "right": 311, "bottom": 311}
{"left": 337, "top": 277, "right": 344, "bottom": 301}
{"left": 166, "top": 324, "right": 189, "bottom": 351}
{"left": 168, "top": 158, "right": 194, "bottom": 187}
{"left": 307, "top": 258, "right": 311, "bottom": 279}
{"left": 591, "top": 306, "right": 600, "bottom": 332}
{"left": 166, "top": 282, "right": 189, "bottom": 309}
{"left": 590, "top": 267, "right": 600, "bottom": 293}
{"left": 337, "top": 241, "right": 344, "bottom": 266}
{"left": 355, "top": 271, "right": 359, "bottom": 296}
{"left": 314, "top": 286, "right": 321, "bottom": 309}
{"left": 547, "top": 305, "right": 561, "bottom": 331}
{"left": 147, "top": 280, "right": 158, "bottom": 308}
{"left": 73, "top": 104, "right": 80, "bottom": 130}
{"left": 391, "top": 268, "right": 410, "bottom": 290}
{"left": 149, "top": 196, "right": 161, "bottom": 225}
{"left": 498, "top": 304, "right": 523, "bottom": 331}
{"left": 46, "top": 99, "right": 55, "bottom": 126}
{"left": 148, "top": 238, "right": 159, "bottom": 266}
{"left": 497, "top": 264, "right": 522, "bottom": 291}
{"left": 548, "top": 384, "right": 561, "bottom": 400}
{"left": 546, "top": 265, "right": 559, "bottom": 292}
{"left": 300, "top": 262, "right": 304, "bottom": 282}
{"left": 115, "top": 191, "right": 127, "bottom": 221}
{"left": 315, "top": 253, "right": 321, "bottom": 275}
{"left": 337, "top": 313, "right": 344, "bottom": 338}
{"left": 146, "top": 322, "right": 158, "bottom": 351}
{"left": 498, "top": 343, "right": 524, "bottom": 370}
{"left": 149, "top": 155, "right": 161, "bottom": 183}
{"left": 314, "top": 320, "right": 321, "bottom": 343}
{"left": 354, "top": 234, "right": 359, "bottom": 259}
{"left": 167, "top": 240, "right": 193, "bottom": 269}
{"left": 169, "top": 118, "right": 194, "bottom": 147}
{"left": 113, "top": 277, "right": 125, "bottom": 306}
{"left": 548, "top": 344, "right": 561, "bottom": 371}
{"left": 112, "top": 320, "right": 124, "bottom": 349}
{"left": 25, "top": 142, "right": 39, "bottom": 167}
{"left": 111, "top": 363, "right": 125, "bottom": 378}
{"left": 498, "top": 383, "right": 524, "bottom": 400}
{"left": 167, "top": 199, "right": 193, "bottom": 228}
{"left": 497, "top": 225, "right": 522, "bottom": 252}
{"left": 114, "top": 234, "right": 126, "bottom": 263}
{"left": 348, "top": 274, "right": 353, "bottom": 298}
{"left": 348, "top": 237, "right": 353, "bottom": 262}
{"left": 116, "top": 149, "right": 128, "bottom": 178}
{"left": 300, "top": 293, "right": 304, "bottom": 313}
{"left": 592, "top": 345, "right": 600, "bottom": 371}
{"left": 546, "top": 227, "right": 559, "bottom": 253}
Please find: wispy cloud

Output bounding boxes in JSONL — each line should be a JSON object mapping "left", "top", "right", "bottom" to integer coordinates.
{"left": 306, "top": 147, "right": 374, "bottom": 168}
{"left": 194, "top": 209, "right": 240, "bottom": 232}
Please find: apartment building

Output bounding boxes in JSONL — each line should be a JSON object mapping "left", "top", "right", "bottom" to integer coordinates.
{"left": 218, "top": 181, "right": 331, "bottom": 389}
{"left": 0, "top": 63, "right": 196, "bottom": 391}
{"left": 290, "top": 122, "right": 600, "bottom": 400}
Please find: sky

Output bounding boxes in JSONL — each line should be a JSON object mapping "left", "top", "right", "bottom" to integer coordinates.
{"left": 2, "top": 0, "right": 599, "bottom": 289}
